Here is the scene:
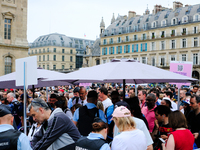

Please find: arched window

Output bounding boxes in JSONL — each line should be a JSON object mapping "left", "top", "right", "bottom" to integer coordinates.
{"left": 5, "top": 56, "right": 12, "bottom": 74}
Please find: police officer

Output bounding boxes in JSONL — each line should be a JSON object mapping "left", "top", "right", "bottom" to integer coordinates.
{"left": 75, "top": 118, "right": 110, "bottom": 150}
{"left": 0, "top": 105, "right": 32, "bottom": 150}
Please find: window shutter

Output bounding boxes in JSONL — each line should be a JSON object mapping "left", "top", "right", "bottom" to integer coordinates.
{"left": 145, "top": 43, "right": 147, "bottom": 51}
{"left": 109, "top": 47, "right": 111, "bottom": 54}
{"left": 102, "top": 48, "right": 104, "bottom": 55}
{"left": 116, "top": 46, "right": 118, "bottom": 54}
{"left": 141, "top": 43, "right": 143, "bottom": 52}
{"left": 105, "top": 47, "right": 107, "bottom": 55}
{"left": 120, "top": 46, "right": 122, "bottom": 54}
{"left": 124, "top": 45, "right": 126, "bottom": 53}
{"left": 136, "top": 44, "right": 138, "bottom": 52}
{"left": 132, "top": 44, "right": 134, "bottom": 52}
{"left": 113, "top": 47, "right": 115, "bottom": 54}
{"left": 128, "top": 45, "right": 130, "bottom": 53}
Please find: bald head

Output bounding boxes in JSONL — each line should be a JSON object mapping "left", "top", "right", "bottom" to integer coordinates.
{"left": 79, "top": 87, "right": 87, "bottom": 100}
{"left": 7, "top": 93, "right": 15, "bottom": 103}
{"left": 0, "top": 114, "right": 14, "bottom": 125}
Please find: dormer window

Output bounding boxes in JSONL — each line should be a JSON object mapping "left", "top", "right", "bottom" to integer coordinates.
{"left": 171, "top": 18, "right": 177, "bottom": 25}
{"left": 161, "top": 20, "right": 166, "bottom": 26}
{"left": 182, "top": 16, "right": 188, "bottom": 23}
{"left": 111, "top": 28, "right": 115, "bottom": 35}
{"left": 122, "top": 20, "right": 126, "bottom": 25}
{"left": 152, "top": 21, "right": 156, "bottom": 28}
{"left": 116, "top": 21, "right": 121, "bottom": 26}
{"left": 119, "top": 27, "right": 122, "bottom": 34}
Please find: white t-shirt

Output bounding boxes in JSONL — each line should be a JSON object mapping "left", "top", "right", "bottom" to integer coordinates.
{"left": 114, "top": 117, "right": 153, "bottom": 146}
{"left": 111, "top": 129, "right": 147, "bottom": 150}
{"left": 171, "top": 100, "right": 177, "bottom": 110}
{"left": 102, "top": 98, "right": 113, "bottom": 110}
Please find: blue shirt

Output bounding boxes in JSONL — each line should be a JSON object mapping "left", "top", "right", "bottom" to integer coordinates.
{"left": 87, "top": 133, "right": 110, "bottom": 150}
{"left": 68, "top": 98, "right": 73, "bottom": 109}
{"left": 73, "top": 103, "right": 107, "bottom": 123}
{"left": 106, "top": 104, "right": 114, "bottom": 124}
{"left": 0, "top": 124, "right": 32, "bottom": 150}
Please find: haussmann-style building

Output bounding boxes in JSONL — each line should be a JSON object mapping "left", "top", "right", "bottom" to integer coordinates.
{"left": 29, "top": 33, "right": 95, "bottom": 73}
{"left": 84, "top": 1, "right": 200, "bottom": 82}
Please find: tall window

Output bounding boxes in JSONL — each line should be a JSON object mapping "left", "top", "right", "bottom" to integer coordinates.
{"left": 62, "top": 65, "right": 64, "bottom": 70}
{"left": 194, "top": 27, "right": 197, "bottom": 34}
{"left": 96, "top": 59, "right": 100, "bottom": 65}
{"left": 47, "top": 65, "right": 49, "bottom": 70}
{"left": 193, "top": 53, "right": 198, "bottom": 65}
{"left": 62, "top": 49, "right": 65, "bottom": 53}
{"left": 125, "top": 36, "right": 129, "bottom": 42}
{"left": 47, "top": 55, "right": 49, "bottom": 61}
{"left": 103, "top": 39, "right": 107, "bottom": 45}
{"left": 53, "top": 48, "right": 56, "bottom": 52}
{"left": 171, "top": 40, "right": 175, "bottom": 49}
{"left": 53, "top": 55, "right": 56, "bottom": 61}
{"left": 43, "top": 55, "right": 45, "bottom": 61}
{"left": 117, "top": 37, "right": 121, "bottom": 43}
{"left": 43, "top": 49, "right": 45, "bottom": 53}
{"left": 151, "top": 42, "right": 155, "bottom": 50}
{"left": 62, "top": 55, "right": 64, "bottom": 61}
{"left": 39, "top": 56, "right": 41, "bottom": 61}
{"left": 5, "top": 57, "right": 12, "bottom": 74}
{"left": 70, "top": 49, "right": 73, "bottom": 54}
{"left": 110, "top": 38, "right": 113, "bottom": 44}
{"left": 161, "top": 41, "right": 165, "bottom": 50}
{"left": 43, "top": 65, "right": 45, "bottom": 69}
{"left": 70, "top": 56, "right": 73, "bottom": 62}
{"left": 134, "top": 35, "right": 137, "bottom": 41}
{"left": 39, "top": 49, "right": 41, "bottom": 53}
{"left": 47, "top": 48, "right": 49, "bottom": 52}
{"left": 152, "top": 57, "right": 155, "bottom": 66}
{"left": 124, "top": 45, "right": 129, "bottom": 53}
{"left": 171, "top": 55, "right": 175, "bottom": 61}
{"left": 142, "top": 57, "right": 146, "bottom": 64}
{"left": 53, "top": 65, "right": 56, "bottom": 70}
{"left": 161, "top": 57, "right": 165, "bottom": 66}
{"left": 4, "top": 19, "right": 11, "bottom": 39}
{"left": 182, "top": 54, "right": 186, "bottom": 61}
{"left": 182, "top": 39, "right": 186, "bottom": 48}
{"left": 194, "top": 37, "right": 198, "bottom": 47}
{"left": 35, "top": 50, "right": 37, "bottom": 54}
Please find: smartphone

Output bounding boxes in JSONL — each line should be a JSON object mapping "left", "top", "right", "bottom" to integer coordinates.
{"left": 159, "top": 138, "right": 166, "bottom": 143}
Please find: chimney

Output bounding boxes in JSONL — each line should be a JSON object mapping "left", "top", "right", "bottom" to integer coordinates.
{"left": 173, "top": 1, "right": 183, "bottom": 11}
{"left": 128, "top": 11, "right": 136, "bottom": 19}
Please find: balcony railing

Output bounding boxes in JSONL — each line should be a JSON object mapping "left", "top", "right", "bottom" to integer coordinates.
{"left": 100, "top": 30, "right": 200, "bottom": 45}
{"left": 101, "top": 18, "right": 200, "bottom": 37}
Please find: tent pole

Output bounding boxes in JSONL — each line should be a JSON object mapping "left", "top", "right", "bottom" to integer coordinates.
{"left": 32, "top": 85, "right": 35, "bottom": 99}
{"left": 177, "top": 88, "right": 180, "bottom": 110}
{"left": 135, "top": 84, "right": 137, "bottom": 96}
{"left": 46, "top": 87, "right": 48, "bottom": 102}
{"left": 123, "top": 79, "right": 125, "bottom": 101}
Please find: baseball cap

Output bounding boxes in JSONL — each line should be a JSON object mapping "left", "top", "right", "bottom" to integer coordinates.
{"left": 182, "top": 99, "right": 190, "bottom": 105}
{"left": 0, "top": 105, "right": 11, "bottom": 117}
{"left": 112, "top": 106, "right": 131, "bottom": 118}
{"left": 115, "top": 101, "right": 131, "bottom": 111}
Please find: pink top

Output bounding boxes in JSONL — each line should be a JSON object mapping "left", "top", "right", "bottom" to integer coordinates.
{"left": 141, "top": 106, "right": 156, "bottom": 132}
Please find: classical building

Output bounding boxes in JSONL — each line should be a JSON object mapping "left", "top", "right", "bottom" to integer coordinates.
{"left": 86, "top": 2, "right": 200, "bottom": 81}
{"left": 0, "top": 0, "right": 29, "bottom": 75}
{"left": 29, "top": 33, "right": 94, "bottom": 73}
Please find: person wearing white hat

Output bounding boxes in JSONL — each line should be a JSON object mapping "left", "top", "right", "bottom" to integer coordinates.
{"left": 111, "top": 106, "right": 147, "bottom": 150}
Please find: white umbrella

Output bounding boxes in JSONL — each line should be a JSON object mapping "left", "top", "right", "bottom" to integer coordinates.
{"left": 0, "top": 68, "right": 71, "bottom": 89}
{"left": 44, "top": 59, "right": 196, "bottom": 84}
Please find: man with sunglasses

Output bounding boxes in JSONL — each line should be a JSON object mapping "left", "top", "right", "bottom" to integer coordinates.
{"left": 142, "top": 93, "right": 157, "bottom": 133}
{"left": 29, "top": 98, "right": 80, "bottom": 150}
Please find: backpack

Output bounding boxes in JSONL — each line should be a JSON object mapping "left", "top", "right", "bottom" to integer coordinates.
{"left": 78, "top": 106, "right": 99, "bottom": 136}
{"left": 11, "top": 101, "right": 21, "bottom": 128}
{"left": 72, "top": 96, "right": 79, "bottom": 105}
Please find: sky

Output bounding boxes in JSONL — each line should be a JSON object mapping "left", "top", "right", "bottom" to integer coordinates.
{"left": 27, "top": 0, "right": 200, "bottom": 43}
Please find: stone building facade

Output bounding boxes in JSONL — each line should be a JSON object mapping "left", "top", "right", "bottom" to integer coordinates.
{"left": 0, "top": 0, "right": 29, "bottom": 75}
{"left": 85, "top": 2, "right": 200, "bottom": 81}
{"left": 29, "top": 33, "right": 94, "bottom": 73}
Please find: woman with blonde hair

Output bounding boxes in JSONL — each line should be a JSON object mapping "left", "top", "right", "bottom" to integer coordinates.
{"left": 111, "top": 106, "right": 147, "bottom": 150}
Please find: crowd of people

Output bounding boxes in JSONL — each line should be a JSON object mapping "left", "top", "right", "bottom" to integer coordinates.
{"left": 0, "top": 83, "right": 200, "bottom": 150}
